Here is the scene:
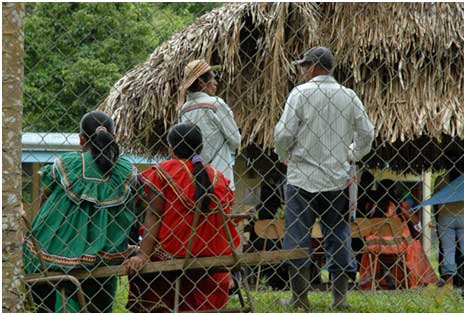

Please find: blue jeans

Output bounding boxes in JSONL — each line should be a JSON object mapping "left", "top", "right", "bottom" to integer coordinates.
{"left": 283, "top": 184, "right": 356, "bottom": 275}
{"left": 438, "top": 215, "right": 464, "bottom": 276}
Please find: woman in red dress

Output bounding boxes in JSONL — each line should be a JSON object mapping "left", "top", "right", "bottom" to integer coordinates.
{"left": 123, "top": 123, "right": 240, "bottom": 312}
{"left": 359, "top": 180, "right": 437, "bottom": 290}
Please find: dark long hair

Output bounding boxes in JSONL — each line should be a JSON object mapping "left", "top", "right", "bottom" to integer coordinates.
{"left": 167, "top": 123, "right": 213, "bottom": 211}
{"left": 80, "top": 111, "right": 120, "bottom": 175}
{"left": 377, "top": 179, "right": 400, "bottom": 212}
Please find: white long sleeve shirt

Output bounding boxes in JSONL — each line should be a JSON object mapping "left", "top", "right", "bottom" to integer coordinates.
{"left": 274, "top": 75, "right": 374, "bottom": 193}
{"left": 179, "top": 91, "right": 241, "bottom": 190}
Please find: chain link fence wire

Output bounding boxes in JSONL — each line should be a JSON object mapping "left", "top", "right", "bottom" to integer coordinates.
{"left": 14, "top": 2, "right": 464, "bottom": 313}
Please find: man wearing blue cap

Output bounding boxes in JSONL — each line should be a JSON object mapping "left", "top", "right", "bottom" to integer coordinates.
{"left": 275, "top": 47, "right": 374, "bottom": 310}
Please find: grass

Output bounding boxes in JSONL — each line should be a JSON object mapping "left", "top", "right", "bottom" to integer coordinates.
{"left": 112, "top": 239, "right": 459, "bottom": 313}
{"left": 114, "top": 277, "right": 130, "bottom": 313}
{"left": 113, "top": 276, "right": 463, "bottom": 313}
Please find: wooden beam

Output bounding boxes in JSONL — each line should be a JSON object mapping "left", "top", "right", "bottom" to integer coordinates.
{"left": 31, "top": 163, "right": 41, "bottom": 221}
{"left": 422, "top": 170, "right": 433, "bottom": 255}
{"left": 24, "top": 248, "right": 308, "bottom": 281}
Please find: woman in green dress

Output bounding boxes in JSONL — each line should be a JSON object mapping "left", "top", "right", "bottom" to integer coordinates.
{"left": 23, "top": 111, "right": 139, "bottom": 312}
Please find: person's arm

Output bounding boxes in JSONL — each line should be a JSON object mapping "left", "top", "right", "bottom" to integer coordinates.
{"left": 139, "top": 193, "right": 164, "bottom": 258}
{"left": 349, "top": 93, "right": 374, "bottom": 162}
{"left": 274, "top": 89, "right": 301, "bottom": 162}
{"left": 212, "top": 99, "right": 241, "bottom": 151}
{"left": 399, "top": 201, "right": 420, "bottom": 225}
{"left": 123, "top": 188, "right": 164, "bottom": 274}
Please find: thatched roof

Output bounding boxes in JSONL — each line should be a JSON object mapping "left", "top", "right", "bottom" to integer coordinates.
{"left": 101, "top": 3, "right": 319, "bottom": 151}
{"left": 321, "top": 3, "right": 464, "bottom": 143}
{"left": 99, "top": 3, "right": 464, "bottom": 172}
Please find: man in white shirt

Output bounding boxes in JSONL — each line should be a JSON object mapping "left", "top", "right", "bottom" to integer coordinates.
{"left": 275, "top": 47, "right": 374, "bottom": 310}
{"left": 178, "top": 59, "right": 241, "bottom": 191}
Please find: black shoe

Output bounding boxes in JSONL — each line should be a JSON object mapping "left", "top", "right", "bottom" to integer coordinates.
{"left": 278, "top": 295, "right": 310, "bottom": 312}
{"left": 280, "top": 266, "right": 311, "bottom": 311}
{"left": 437, "top": 276, "right": 453, "bottom": 288}
{"left": 331, "top": 272, "right": 350, "bottom": 309}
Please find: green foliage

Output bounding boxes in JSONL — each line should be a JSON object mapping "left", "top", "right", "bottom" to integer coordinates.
{"left": 23, "top": 3, "right": 221, "bottom": 132}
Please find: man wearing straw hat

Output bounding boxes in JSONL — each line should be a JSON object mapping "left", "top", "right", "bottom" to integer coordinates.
{"left": 275, "top": 47, "right": 374, "bottom": 310}
{"left": 178, "top": 59, "right": 241, "bottom": 191}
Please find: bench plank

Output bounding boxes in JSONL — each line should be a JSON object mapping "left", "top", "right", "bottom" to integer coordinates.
{"left": 24, "top": 248, "right": 308, "bottom": 281}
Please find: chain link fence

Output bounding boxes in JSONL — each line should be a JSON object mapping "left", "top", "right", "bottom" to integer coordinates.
{"left": 6, "top": 2, "right": 464, "bottom": 313}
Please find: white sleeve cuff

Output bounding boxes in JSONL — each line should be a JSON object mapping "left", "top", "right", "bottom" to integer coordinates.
{"left": 348, "top": 143, "right": 355, "bottom": 161}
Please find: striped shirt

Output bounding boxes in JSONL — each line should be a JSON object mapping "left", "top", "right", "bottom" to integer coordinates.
{"left": 274, "top": 75, "right": 374, "bottom": 193}
{"left": 179, "top": 91, "right": 241, "bottom": 191}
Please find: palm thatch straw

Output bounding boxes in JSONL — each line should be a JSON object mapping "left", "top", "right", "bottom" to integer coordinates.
{"left": 100, "top": 3, "right": 320, "bottom": 153}
{"left": 99, "top": 2, "right": 463, "bottom": 172}
{"left": 321, "top": 3, "right": 463, "bottom": 144}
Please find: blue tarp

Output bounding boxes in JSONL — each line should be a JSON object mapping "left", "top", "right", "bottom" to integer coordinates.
{"left": 415, "top": 175, "right": 464, "bottom": 209}
{"left": 21, "top": 132, "right": 165, "bottom": 165}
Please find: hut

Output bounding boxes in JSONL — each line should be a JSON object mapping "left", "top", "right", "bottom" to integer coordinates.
{"left": 99, "top": 3, "right": 322, "bottom": 213}
{"left": 98, "top": 3, "right": 464, "bottom": 249}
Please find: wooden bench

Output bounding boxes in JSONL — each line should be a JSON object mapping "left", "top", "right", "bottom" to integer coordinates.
{"left": 24, "top": 248, "right": 308, "bottom": 282}
{"left": 23, "top": 194, "right": 309, "bottom": 313}
{"left": 24, "top": 248, "right": 308, "bottom": 312}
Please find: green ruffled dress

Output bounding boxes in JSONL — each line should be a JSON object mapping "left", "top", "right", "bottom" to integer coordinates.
{"left": 23, "top": 151, "right": 139, "bottom": 312}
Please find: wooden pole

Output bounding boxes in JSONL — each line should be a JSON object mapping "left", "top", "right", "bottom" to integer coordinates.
{"left": 422, "top": 170, "right": 433, "bottom": 255}
{"left": 2, "top": 3, "right": 25, "bottom": 312}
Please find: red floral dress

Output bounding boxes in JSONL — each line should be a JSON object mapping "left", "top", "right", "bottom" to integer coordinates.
{"left": 127, "top": 159, "right": 240, "bottom": 312}
{"left": 359, "top": 202, "right": 437, "bottom": 289}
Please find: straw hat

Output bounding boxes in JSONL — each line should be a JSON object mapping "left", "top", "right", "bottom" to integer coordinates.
{"left": 177, "top": 59, "right": 219, "bottom": 108}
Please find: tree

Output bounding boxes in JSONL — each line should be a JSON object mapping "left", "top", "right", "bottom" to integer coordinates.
{"left": 23, "top": 3, "right": 220, "bottom": 132}
{"left": 158, "top": 2, "right": 222, "bottom": 16}
{"left": 3, "top": 3, "right": 26, "bottom": 312}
